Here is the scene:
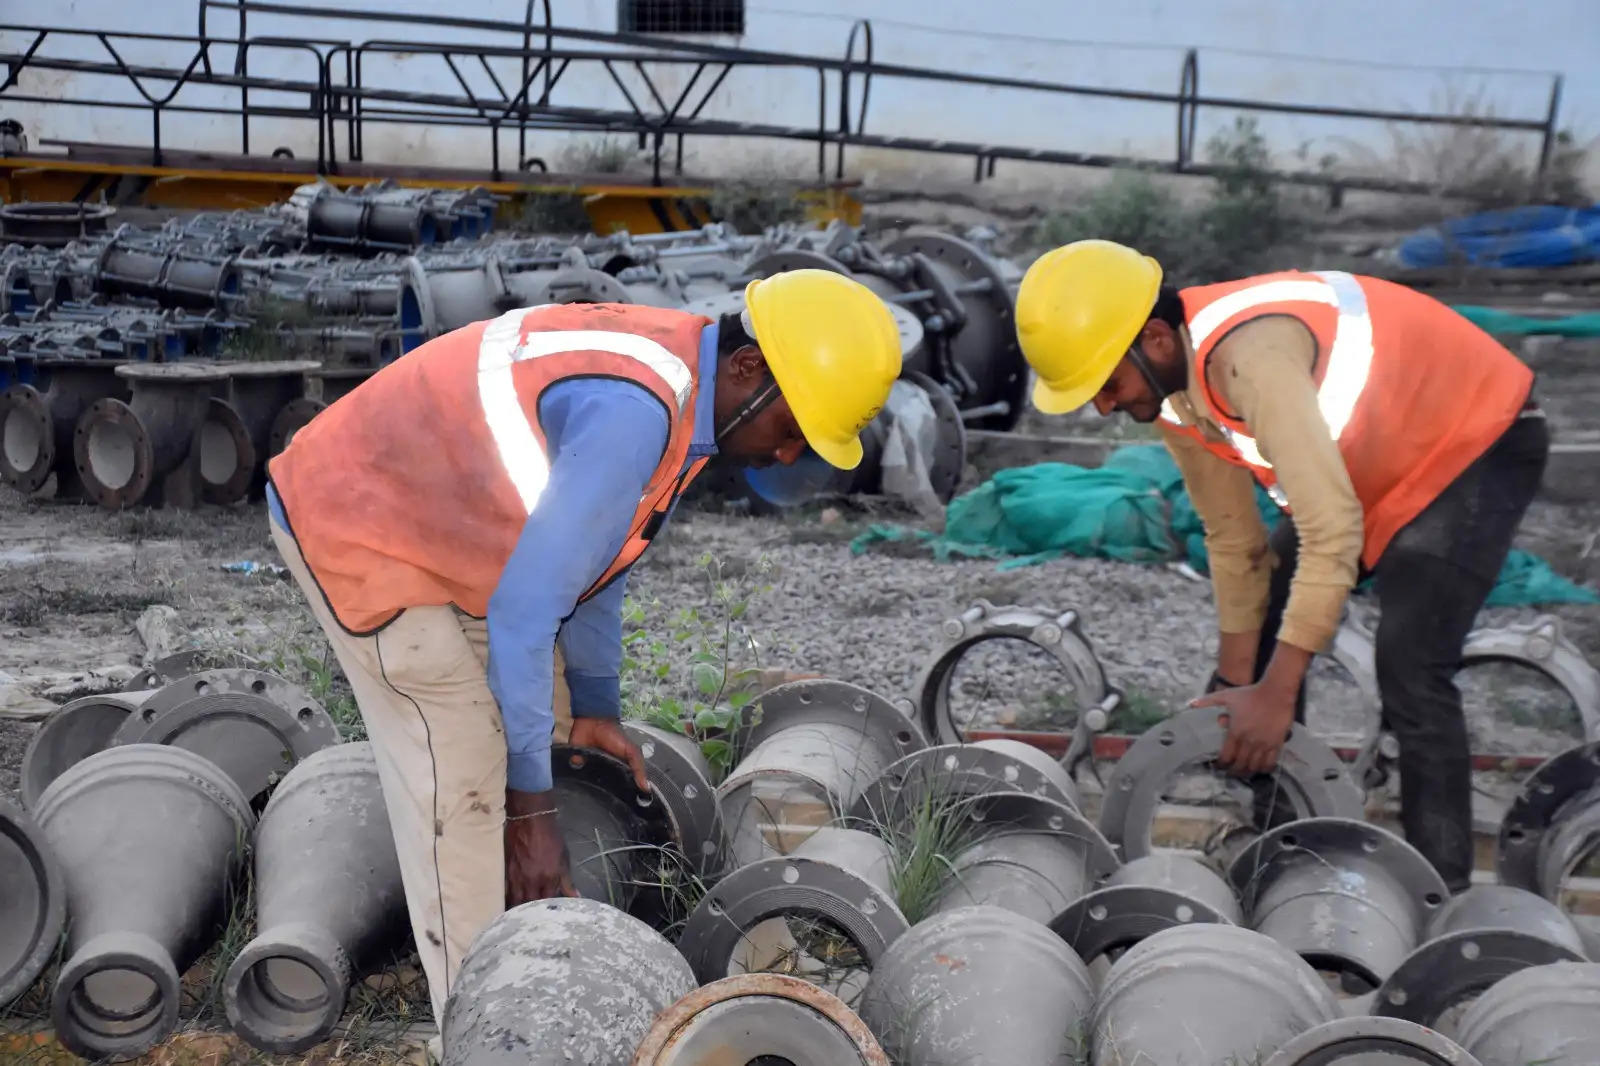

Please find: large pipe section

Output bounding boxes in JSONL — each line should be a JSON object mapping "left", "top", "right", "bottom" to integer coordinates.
{"left": 0, "top": 358, "right": 126, "bottom": 496}
{"left": 676, "top": 827, "right": 908, "bottom": 988}
{"left": 1227, "top": 817, "right": 1449, "bottom": 992}
{"left": 18, "top": 689, "right": 155, "bottom": 808}
{"left": 1089, "top": 923, "right": 1340, "bottom": 1066}
{"left": 33, "top": 744, "right": 255, "bottom": 1060}
{"left": 632, "top": 973, "right": 889, "bottom": 1066}
{"left": 1373, "top": 883, "right": 1589, "bottom": 1027}
{"left": 850, "top": 738, "right": 1082, "bottom": 827}
{"left": 859, "top": 905, "right": 1095, "bottom": 1066}
{"left": 719, "top": 679, "right": 926, "bottom": 866}
{"left": 224, "top": 743, "right": 408, "bottom": 1054}
{"left": 441, "top": 897, "right": 696, "bottom": 1066}
{"left": 0, "top": 795, "right": 66, "bottom": 1010}
{"left": 1262, "top": 1017, "right": 1480, "bottom": 1066}
{"left": 1454, "top": 962, "right": 1600, "bottom": 1066}
{"left": 1497, "top": 739, "right": 1600, "bottom": 912}
{"left": 74, "top": 362, "right": 227, "bottom": 509}
{"left": 1050, "top": 852, "right": 1242, "bottom": 966}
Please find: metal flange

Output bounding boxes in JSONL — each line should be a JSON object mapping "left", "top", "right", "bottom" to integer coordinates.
{"left": 859, "top": 904, "right": 1095, "bottom": 1066}
{"left": 1454, "top": 962, "right": 1600, "bottom": 1066}
{"left": 19, "top": 690, "right": 154, "bottom": 809}
{"left": 124, "top": 650, "right": 212, "bottom": 693}
{"left": 1091, "top": 923, "right": 1340, "bottom": 1066}
{"left": 0, "top": 794, "right": 65, "bottom": 1009}
{"left": 915, "top": 600, "right": 1114, "bottom": 744}
{"left": 551, "top": 745, "right": 674, "bottom": 911}
{"left": 198, "top": 395, "right": 256, "bottom": 505}
{"left": 731, "top": 678, "right": 927, "bottom": 775}
{"left": 623, "top": 722, "right": 726, "bottom": 877}
{"left": 1497, "top": 740, "right": 1600, "bottom": 901}
{"left": 928, "top": 791, "right": 1120, "bottom": 925}
{"left": 1098, "top": 706, "right": 1365, "bottom": 860}
{"left": 630, "top": 973, "right": 890, "bottom": 1066}
{"left": 109, "top": 668, "right": 337, "bottom": 800}
{"left": 0, "top": 382, "right": 52, "bottom": 491}
{"left": 899, "top": 369, "right": 966, "bottom": 505}
{"left": 1050, "top": 852, "right": 1242, "bottom": 966}
{"left": 1373, "top": 885, "right": 1588, "bottom": 1027}
{"left": 268, "top": 396, "right": 327, "bottom": 455}
{"left": 1227, "top": 817, "right": 1449, "bottom": 990}
{"left": 850, "top": 738, "right": 1080, "bottom": 829}
{"left": 675, "top": 827, "right": 908, "bottom": 987}
{"left": 1261, "top": 1016, "right": 1480, "bottom": 1066}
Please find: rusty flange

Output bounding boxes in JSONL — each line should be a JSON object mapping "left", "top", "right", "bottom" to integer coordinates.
{"left": 1497, "top": 740, "right": 1600, "bottom": 904}
{"left": 623, "top": 722, "right": 726, "bottom": 877}
{"left": 0, "top": 794, "right": 65, "bottom": 1009}
{"left": 1228, "top": 817, "right": 1449, "bottom": 990}
{"left": 198, "top": 395, "right": 256, "bottom": 505}
{"left": 1050, "top": 852, "right": 1241, "bottom": 966}
{"left": 1454, "top": 962, "right": 1600, "bottom": 1066}
{"left": 109, "top": 668, "right": 337, "bottom": 800}
{"left": 550, "top": 744, "right": 674, "bottom": 911}
{"left": 1261, "top": 1016, "right": 1480, "bottom": 1065}
{"left": 914, "top": 600, "right": 1115, "bottom": 744}
{"left": 267, "top": 396, "right": 327, "bottom": 455}
{"left": 631, "top": 973, "right": 889, "bottom": 1066}
{"left": 676, "top": 827, "right": 908, "bottom": 987}
{"left": 1373, "top": 884, "right": 1588, "bottom": 1027}
{"left": 1098, "top": 706, "right": 1365, "bottom": 860}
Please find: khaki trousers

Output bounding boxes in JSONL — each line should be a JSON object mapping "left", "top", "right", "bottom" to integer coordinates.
{"left": 270, "top": 520, "right": 572, "bottom": 1024}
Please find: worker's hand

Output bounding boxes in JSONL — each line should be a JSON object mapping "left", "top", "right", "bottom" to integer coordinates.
{"left": 504, "top": 788, "right": 577, "bottom": 906}
{"left": 568, "top": 716, "right": 651, "bottom": 793}
{"left": 1191, "top": 682, "right": 1296, "bottom": 777}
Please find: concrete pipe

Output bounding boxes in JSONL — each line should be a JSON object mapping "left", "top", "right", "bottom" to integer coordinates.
{"left": 267, "top": 396, "right": 327, "bottom": 456}
{"left": 1227, "top": 817, "right": 1449, "bottom": 992}
{"left": 441, "top": 896, "right": 695, "bottom": 1066}
{"left": 1091, "top": 923, "right": 1340, "bottom": 1066}
{"left": 676, "top": 827, "right": 909, "bottom": 991}
{"left": 850, "top": 739, "right": 1081, "bottom": 831}
{"left": 720, "top": 679, "right": 926, "bottom": 865}
{"left": 1454, "top": 962, "right": 1600, "bottom": 1066}
{"left": 915, "top": 599, "right": 1115, "bottom": 744}
{"left": 18, "top": 689, "right": 156, "bottom": 809}
{"left": 208, "top": 360, "right": 320, "bottom": 502}
{"left": 1261, "top": 1017, "right": 1480, "bottom": 1066}
{"left": 1098, "top": 706, "right": 1365, "bottom": 861}
{"left": 35, "top": 744, "right": 255, "bottom": 1061}
{"left": 74, "top": 363, "right": 228, "bottom": 509}
{"left": 860, "top": 904, "right": 1094, "bottom": 1066}
{"left": 1373, "top": 884, "right": 1588, "bottom": 1027}
{"left": 109, "top": 667, "right": 339, "bottom": 802}
{"left": 879, "top": 230, "right": 1026, "bottom": 431}
{"left": 224, "top": 743, "right": 408, "bottom": 1054}
{"left": 928, "top": 791, "right": 1120, "bottom": 925}
{"left": 1497, "top": 740, "right": 1600, "bottom": 910}
{"left": 624, "top": 721, "right": 726, "bottom": 878}
{"left": 633, "top": 973, "right": 889, "bottom": 1066}
{"left": 549, "top": 744, "right": 673, "bottom": 910}
{"left": 0, "top": 358, "right": 127, "bottom": 495}
{"left": 94, "top": 233, "right": 241, "bottom": 312}
{"left": 1050, "top": 853, "right": 1242, "bottom": 967}
{"left": 0, "top": 795, "right": 66, "bottom": 1010}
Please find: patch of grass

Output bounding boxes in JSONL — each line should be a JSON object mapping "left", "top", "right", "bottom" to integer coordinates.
{"left": 707, "top": 177, "right": 806, "bottom": 234}
{"left": 1106, "top": 686, "right": 1172, "bottom": 734}
{"left": 515, "top": 188, "right": 596, "bottom": 235}
{"left": 0, "top": 582, "right": 172, "bottom": 626}
{"left": 559, "top": 135, "right": 637, "bottom": 174}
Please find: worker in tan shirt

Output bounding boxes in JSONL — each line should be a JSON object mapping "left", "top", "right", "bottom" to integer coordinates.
{"left": 1014, "top": 240, "right": 1545, "bottom": 890}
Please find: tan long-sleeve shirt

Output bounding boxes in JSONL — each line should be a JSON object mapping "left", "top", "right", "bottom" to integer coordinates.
{"left": 1159, "top": 315, "right": 1364, "bottom": 653}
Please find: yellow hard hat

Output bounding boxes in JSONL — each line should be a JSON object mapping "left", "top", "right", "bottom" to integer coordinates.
{"left": 743, "top": 269, "right": 902, "bottom": 470}
{"left": 1015, "top": 239, "right": 1163, "bottom": 414}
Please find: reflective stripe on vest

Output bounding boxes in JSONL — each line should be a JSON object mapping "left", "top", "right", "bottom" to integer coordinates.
{"left": 1161, "top": 270, "right": 1374, "bottom": 484}
{"left": 476, "top": 305, "right": 696, "bottom": 514}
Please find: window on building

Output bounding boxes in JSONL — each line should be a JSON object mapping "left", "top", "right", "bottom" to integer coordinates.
{"left": 618, "top": 1, "right": 745, "bottom": 34}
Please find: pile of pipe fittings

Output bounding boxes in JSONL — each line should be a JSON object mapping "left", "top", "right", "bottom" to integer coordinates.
{"left": 1, "top": 184, "right": 1022, "bottom": 513}
{"left": 10, "top": 642, "right": 1600, "bottom": 1065}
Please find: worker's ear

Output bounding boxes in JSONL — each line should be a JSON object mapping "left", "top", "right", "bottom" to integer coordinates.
{"left": 727, "top": 343, "right": 765, "bottom": 381}
{"left": 1139, "top": 318, "right": 1179, "bottom": 362}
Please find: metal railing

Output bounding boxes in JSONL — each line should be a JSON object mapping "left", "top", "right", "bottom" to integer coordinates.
{"left": 0, "top": 0, "right": 1566, "bottom": 196}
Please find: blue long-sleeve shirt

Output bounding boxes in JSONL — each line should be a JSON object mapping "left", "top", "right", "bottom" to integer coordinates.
{"left": 269, "top": 321, "right": 719, "bottom": 793}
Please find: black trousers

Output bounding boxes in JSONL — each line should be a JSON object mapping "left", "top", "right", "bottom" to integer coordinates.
{"left": 1251, "top": 411, "right": 1550, "bottom": 891}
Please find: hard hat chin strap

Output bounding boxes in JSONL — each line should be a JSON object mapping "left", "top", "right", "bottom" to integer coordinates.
{"left": 714, "top": 370, "right": 781, "bottom": 446}
{"left": 1125, "top": 341, "right": 1176, "bottom": 402}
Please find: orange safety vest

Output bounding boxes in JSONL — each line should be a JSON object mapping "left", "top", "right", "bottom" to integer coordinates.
{"left": 1160, "top": 270, "right": 1533, "bottom": 568}
{"left": 267, "top": 302, "right": 713, "bottom": 634}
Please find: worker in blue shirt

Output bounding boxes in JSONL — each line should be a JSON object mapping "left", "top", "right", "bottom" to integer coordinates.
{"left": 265, "top": 270, "right": 903, "bottom": 1031}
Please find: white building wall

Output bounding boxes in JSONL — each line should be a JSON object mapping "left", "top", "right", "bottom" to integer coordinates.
{"left": 4, "top": 0, "right": 1597, "bottom": 191}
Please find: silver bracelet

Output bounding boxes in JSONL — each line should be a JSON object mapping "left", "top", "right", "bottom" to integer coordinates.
{"left": 506, "top": 809, "right": 558, "bottom": 822}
